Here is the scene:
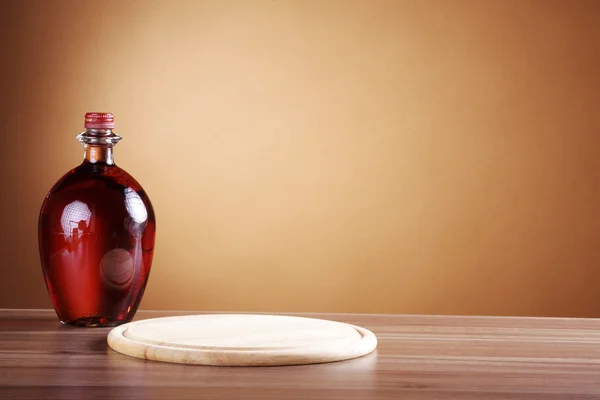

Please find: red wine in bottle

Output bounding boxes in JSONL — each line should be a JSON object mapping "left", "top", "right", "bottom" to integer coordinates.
{"left": 38, "top": 112, "right": 156, "bottom": 327}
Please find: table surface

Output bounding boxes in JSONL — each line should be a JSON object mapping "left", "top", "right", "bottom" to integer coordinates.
{"left": 3, "top": 310, "right": 600, "bottom": 399}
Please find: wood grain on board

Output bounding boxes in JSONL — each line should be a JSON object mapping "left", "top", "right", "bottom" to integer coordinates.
{"left": 107, "top": 314, "right": 377, "bottom": 366}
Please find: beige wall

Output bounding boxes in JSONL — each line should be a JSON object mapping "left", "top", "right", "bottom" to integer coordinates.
{"left": 1, "top": 0, "right": 599, "bottom": 317}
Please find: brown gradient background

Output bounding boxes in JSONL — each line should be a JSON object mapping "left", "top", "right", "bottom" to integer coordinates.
{"left": 1, "top": 0, "right": 599, "bottom": 316}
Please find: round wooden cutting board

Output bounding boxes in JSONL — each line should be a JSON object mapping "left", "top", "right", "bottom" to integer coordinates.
{"left": 107, "top": 314, "right": 377, "bottom": 366}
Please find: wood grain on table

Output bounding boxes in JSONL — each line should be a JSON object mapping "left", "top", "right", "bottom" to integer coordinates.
{"left": 2, "top": 310, "right": 600, "bottom": 399}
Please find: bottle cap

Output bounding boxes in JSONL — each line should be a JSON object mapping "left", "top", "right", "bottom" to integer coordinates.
{"left": 84, "top": 112, "right": 115, "bottom": 129}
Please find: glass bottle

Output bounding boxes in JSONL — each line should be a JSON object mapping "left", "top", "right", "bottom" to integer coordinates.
{"left": 38, "top": 113, "right": 156, "bottom": 327}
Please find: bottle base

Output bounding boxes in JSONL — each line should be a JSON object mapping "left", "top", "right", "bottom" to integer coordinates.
{"left": 60, "top": 316, "right": 128, "bottom": 328}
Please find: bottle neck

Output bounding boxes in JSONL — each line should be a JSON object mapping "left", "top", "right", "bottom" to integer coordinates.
{"left": 84, "top": 144, "right": 114, "bottom": 165}
{"left": 77, "top": 128, "right": 122, "bottom": 166}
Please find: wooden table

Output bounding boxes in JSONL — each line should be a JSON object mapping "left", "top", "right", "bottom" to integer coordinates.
{"left": 2, "top": 310, "right": 600, "bottom": 399}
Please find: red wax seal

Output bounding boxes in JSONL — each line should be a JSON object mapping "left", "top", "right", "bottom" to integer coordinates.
{"left": 84, "top": 112, "right": 115, "bottom": 129}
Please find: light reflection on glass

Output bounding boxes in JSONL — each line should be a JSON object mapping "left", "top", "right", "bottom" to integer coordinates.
{"left": 100, "top": 248, "right": 134, "bottom": 291}
{"left": 124, "top": 188, "right": 147, "bottom": 223}
{"left": 60, "top": 200, "right": 92, "bottom": 239}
